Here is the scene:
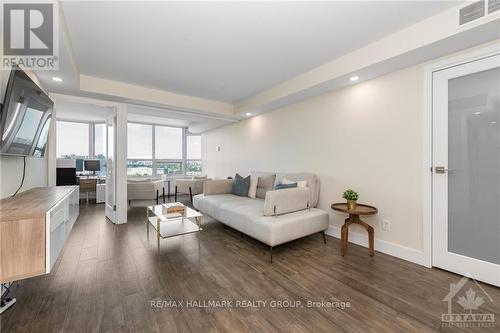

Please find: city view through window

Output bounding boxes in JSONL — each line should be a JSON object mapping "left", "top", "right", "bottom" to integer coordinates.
{"left": 127, "top": 123, "right": 201, "bottom": 176}
{"left": 56, "top": 121, "right": 106, "bottom": 177}
{"left": 56, "top": 121, "right": 201, "bottom": 178}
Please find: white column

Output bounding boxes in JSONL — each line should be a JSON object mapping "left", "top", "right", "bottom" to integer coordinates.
{"left": 115, "top": 103, "right": 128, "bottom": 224}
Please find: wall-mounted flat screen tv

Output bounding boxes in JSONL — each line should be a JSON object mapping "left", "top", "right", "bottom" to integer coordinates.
{"left": 0, "top": 65, "right": 53, "bottom": 157}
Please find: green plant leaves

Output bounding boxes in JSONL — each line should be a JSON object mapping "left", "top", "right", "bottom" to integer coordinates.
{"left": 342, "top": 189, "right": 359, "bottom": 201}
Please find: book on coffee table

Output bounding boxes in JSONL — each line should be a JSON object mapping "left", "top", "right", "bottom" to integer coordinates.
{"left": 163, "top": 202, "right": 185, "bottom": 217}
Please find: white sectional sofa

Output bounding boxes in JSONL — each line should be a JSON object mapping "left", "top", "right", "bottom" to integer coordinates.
{"left": 193, "top": 172, "right": 329, "bottom": 262}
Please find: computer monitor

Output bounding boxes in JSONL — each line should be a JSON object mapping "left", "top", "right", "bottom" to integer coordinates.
{"left": 75, "top": 159, "right": 84, "bottom": 172}
{"left": 84, "top": 160, "right": 100, "bottom": 174}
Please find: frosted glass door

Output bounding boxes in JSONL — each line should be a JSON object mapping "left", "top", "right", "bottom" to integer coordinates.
{"left": 433, "top": 54, "right": 500, "bottom": 287}
{"left": 448, "top": 67, "right": 500, "bottom": 264}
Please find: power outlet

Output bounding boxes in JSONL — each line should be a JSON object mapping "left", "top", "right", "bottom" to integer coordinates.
{"left": 382, "top": 219, "right": 391, "bottom": 231}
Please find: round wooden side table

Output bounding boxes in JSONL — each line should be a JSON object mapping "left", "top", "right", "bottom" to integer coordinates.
{"left": 331, "top": 203, "right": 378, "bottom": 257}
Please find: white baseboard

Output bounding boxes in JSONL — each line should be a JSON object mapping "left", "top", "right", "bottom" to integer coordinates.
{"left": 326, "top": 226, "right": 429, "bottom": 267}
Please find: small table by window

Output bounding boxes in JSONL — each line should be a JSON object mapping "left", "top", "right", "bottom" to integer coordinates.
{"left": 331, "top": 203, "right": 378, "bottom": 257}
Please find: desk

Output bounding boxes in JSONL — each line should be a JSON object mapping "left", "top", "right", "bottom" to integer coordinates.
{"left": 78, "top": 178, "right": 97, "bottom": 203}
{"left": 77, "top": 174, "right": 104, "bottom": 183}
{"left": 77, "top": 175, "right": 105, "bottom": 203}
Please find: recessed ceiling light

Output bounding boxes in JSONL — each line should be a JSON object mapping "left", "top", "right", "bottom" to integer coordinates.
{"left": 473, "top": 111, "right": 481, "bottom": 115}
{"left": 245, "top": 112, "right": 252, "bottom": 117}
{"left": 349, "top": 76, "right": 359, "bottom": 82}
{"left": 52, "top": 77, "right": 63, "bottom": 82}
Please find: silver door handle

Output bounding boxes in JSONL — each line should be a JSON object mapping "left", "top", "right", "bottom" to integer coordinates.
{"left": 434, "top": 166, "right": 453, "bottom": 174}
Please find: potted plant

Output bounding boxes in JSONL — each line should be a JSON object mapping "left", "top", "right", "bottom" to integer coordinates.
{"left": 342, "top": 189, "right": 359, "bottom": 210}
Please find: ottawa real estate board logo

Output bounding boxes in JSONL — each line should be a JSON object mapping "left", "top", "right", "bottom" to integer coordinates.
{"left": 442, "top": 275, "right": 495, "bottom": 328}
{"left": 1, "top": 1, "right": 59, "bottom": 70}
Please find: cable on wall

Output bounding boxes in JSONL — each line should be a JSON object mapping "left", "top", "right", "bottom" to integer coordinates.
{"left": 12, "top": 156, "right": 26, "bottom": 197}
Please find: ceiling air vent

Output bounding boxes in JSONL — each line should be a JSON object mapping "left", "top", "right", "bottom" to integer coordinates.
{"left": 459, "top": 0, "right": 485, "bottom": 25}
{"left": 488, "top": 0, "right": 500, "bottom": 14}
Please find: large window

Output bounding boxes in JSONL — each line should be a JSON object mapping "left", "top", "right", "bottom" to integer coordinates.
{"left": 56, "top": 120, "right": 106, "bottom": 176}
{"left": 94, "top": 123, "right": 106, "bottom": 158}
{"left": 94, "top": 123, "right": 107, "bottom": 177}
{"left": 155, "top": 126, "right": 182, "bottom": 159}
{"left": 127, "top": 160, "right": 153, "bottom": 176}
{"left": 127, "top": 123, "right": 152, "bottom": 159}
{"left": 156, "top": 161, "right": 182, "bottom": 175}
{"left": 186, "top": 135, "right": 201, "bottom": 176}
{"left": 187, "top": 135, "right": 201, "bottom": 159}
{"left": 57, "top": 121, "right": 89, "bottom": 158}
{"left": 127, "top": 122, "right": 202, "bottom": 176}
{"left": 58, "top": 121, "right": 203, "bottom": 177}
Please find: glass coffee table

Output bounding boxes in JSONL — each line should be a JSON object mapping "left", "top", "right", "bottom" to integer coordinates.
{"left": 146, "top": 203, "right": 203, "bottom": 252}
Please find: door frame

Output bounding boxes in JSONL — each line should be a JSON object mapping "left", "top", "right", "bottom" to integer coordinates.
{"left": 49, "top": 93, "right": 128, "bottom": 224}
{"left": 105, "top": 112, "right": 117, "bottom": 223}
{"left": 422, "top": 42, "right": 500, "bottom": 268}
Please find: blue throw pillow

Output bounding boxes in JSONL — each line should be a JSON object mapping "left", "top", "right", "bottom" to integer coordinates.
{"left": 274, "top": 182, "right": 297, "bottom": 190}
{"left": 232, "top": 173, "right": 251, "bottom": 197}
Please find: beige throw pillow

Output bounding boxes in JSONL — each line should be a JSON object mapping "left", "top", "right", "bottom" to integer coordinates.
{"left": 256, "top": 174, "right": 276, "bottom": 199}
{"left": 248, "top": 176, "right": 258, "bottom": 198}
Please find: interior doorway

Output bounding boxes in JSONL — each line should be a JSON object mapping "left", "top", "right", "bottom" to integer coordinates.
{"left": 430, "top": 51, "right": 500, "bottom": 287}
{"left": 52, "top": 96, "right": 123, "bottom": 224}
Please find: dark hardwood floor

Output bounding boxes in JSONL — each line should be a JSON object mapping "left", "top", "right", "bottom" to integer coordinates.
{"left": 1, "top": 199, "right": 499, "bottom": 332}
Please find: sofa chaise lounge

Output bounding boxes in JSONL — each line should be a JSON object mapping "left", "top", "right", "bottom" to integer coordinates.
{"left": 193, "top": 172, "right": 329, "bottom": 262}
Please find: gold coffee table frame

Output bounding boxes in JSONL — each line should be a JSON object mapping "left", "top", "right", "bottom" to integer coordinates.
{"left": 146, "top": 203, "right": 203, "bottom": 252}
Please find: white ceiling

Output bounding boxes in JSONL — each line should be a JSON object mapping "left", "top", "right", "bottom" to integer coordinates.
{"left": 60, "top": 1, "right": 458, "bottom": 103}
{"left": 56, "top": 100, "right": 113, "bottom": 122}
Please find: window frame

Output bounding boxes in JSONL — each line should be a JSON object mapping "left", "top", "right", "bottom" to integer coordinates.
{"left": 127, "top": 122, "right": 153, "bottom": 160}
{"left": 93, "top": 122, "right": 107, "bottom": 158}
{"left": 154, "top": 160, "right": 184, "bottom": 176}
{"left": 56, "top": 120, "right": 202, "bottom": 177}
{"left": 126, "top": 121, "right": 201, "bottom": 177}
{"left": 126, "top": 159, "right": 154, "bottom": 177}
{"left": 56, "top": 119, "right": 105, "bottom": 159}
{"left": 186, "top": 132, "right": 202, "bottom": 176}
{"left": 56, "top": 120, "right": 108, "bottom": 177}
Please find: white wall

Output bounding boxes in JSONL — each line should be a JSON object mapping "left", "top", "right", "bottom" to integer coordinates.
{"left": 203, "top": 64, "right": 424, "bottom": 252}
{"left": 0, "top": 68, "right": 49, "bottom": 199}
{"left": 0, "top": 156, "right": 48, "bottom": 198}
